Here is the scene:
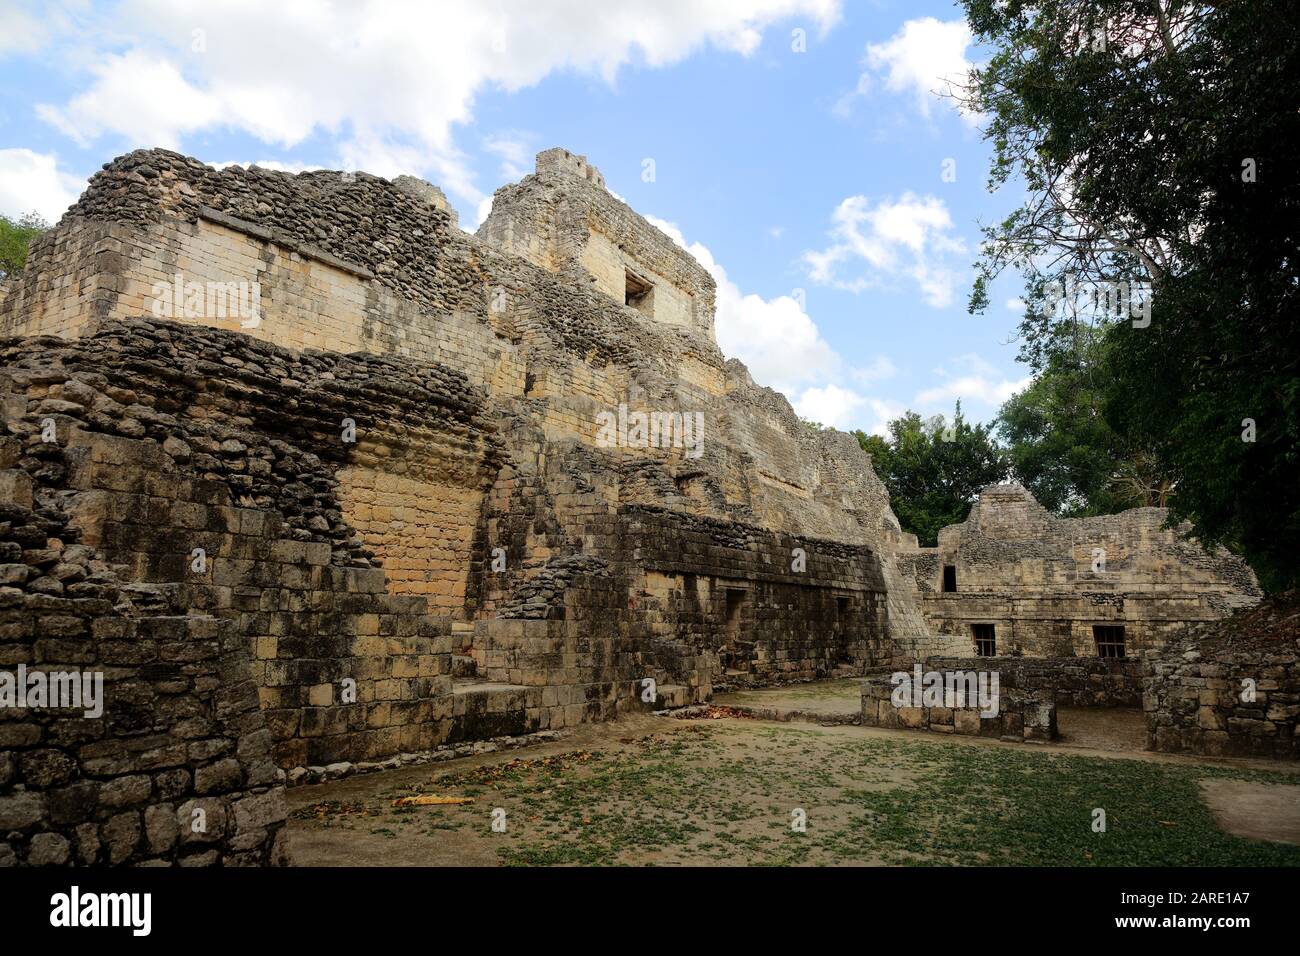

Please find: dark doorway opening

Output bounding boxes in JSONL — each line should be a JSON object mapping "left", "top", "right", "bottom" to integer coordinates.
{"left": 722, "top": 588, "right": 751, "bottom": 673}
{"left": 942, "top": 565, "right": 957, "bottom": 592}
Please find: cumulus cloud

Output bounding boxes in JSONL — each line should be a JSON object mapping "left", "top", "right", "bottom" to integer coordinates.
{"left": 483, "top": 133, "right": 533, "bottom": 180}
{"left": 793, "top": 386, "right": 901, "bottom": 434}
{"left": 21, "top": 0, "right": 841, "bottom": 213}
{"left": 802, "top": 192, "right": 967, "bottom": 307}
{"left": 914, "top": 353, "right": 1030, "bottom": 411}
{"left": 646, "top": 215, "right": 839, "bottom": 393}
{"left": 647, "top": 214, "right": 899, "bottom": 436}
{"left": 850, "top": 355, "right": 897, "bottom": 385}
{"left": 837, "top": 17, "right": 979, "bottom": 125}
{"left": 0, "top": 148, "right": 86, "bottom": 223}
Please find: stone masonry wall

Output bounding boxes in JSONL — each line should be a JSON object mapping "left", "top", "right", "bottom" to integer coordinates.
{"left": 898, "top": 483, "right": 1261, "bottom": 658}
{"left": 860, "top": 675, "right": 1057, "bottom": 742}
{"left": 0, "top": 434, "right": 289, "bottom": 866}
{"left": 1145, "top": 596, "right": 1299, "bottom": 759}
{"left": 926, "top": 655, "right": 1144, "bottom": 708}
{"left": 1, "top": 318, "right": 503, "bottom": 770}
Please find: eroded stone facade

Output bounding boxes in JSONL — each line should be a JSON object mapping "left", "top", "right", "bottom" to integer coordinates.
{"left": 896, "top": 483, "right": 1260, "bottom": 660}
{"left": 0, "top": 146, "right": 1282, "bottom": 865}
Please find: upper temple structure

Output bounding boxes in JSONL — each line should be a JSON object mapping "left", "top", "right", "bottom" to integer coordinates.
{"left": 0, "top": 148, "right": 1268, "bottom": 864}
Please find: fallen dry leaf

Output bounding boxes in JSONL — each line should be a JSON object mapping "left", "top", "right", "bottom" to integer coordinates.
{"left": 392, "top": 795, "right": 475, "bottom": 807}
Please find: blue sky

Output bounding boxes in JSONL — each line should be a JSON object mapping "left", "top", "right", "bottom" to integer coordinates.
{"left": 0, "top": 0, "right": 1032, "bottom": 436}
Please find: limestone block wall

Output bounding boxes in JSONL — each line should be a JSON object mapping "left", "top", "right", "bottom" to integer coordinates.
{"left": 2, "top": 147, "right": 965, "bottom": 717}
{"left": 926, "top": 655, "right": 1144, "bottom": 708}
{"left": 620, "top": 506, "right": 891, "bottom": 684}
{"left": 0, "top": 219, "right": 128, "bottom": 339}
{"left": 336, "top": 468, "right": 483, "bottom": 617}
{"left": 1, "top": 318, "right": 505, "bottom": 769}
{"left": 0, "top": 435, "right": 289, "bottom": 867}
{"left": 900, "top": 483, "right": 1261, "bottom": 657}
{"left": 465, "top": 617, "right": 693, "bottom": 738}
{"left": 480, "top": 148, "right": 716, "bottom": 338}
{"left": 0, "top": 149, "right": 905, "bottom": 565}
{"left": 578, "top": 229, "right": 696, "bottom": 329}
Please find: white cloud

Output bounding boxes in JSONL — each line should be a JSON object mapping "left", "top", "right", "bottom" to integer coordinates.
{"left": 792, "top": 384, "right": 864, "bottom": 428}
{"left": 831, "top": 71, "right": 872, "bottom": 118}
{"left": 648, "top": 214, "right": 899, "bottom": 436}
{"left": 212, "top": 160, "right": 324, "bottom": 174}
{"left": 25, "top": 0, "right": 842, "bottom": 212}
{"left": 914, "top": 353, "right": 1030, "bottom": 410}
{"left": 795, "top": 386, "right": 901, "bottom": 435}
{"left": 861, "top": 17, "right": 978, "bottom": 126}
{"left": 483, "top": 133, "right": 532, "bottom": 180}
{"left": 802, "top": 192, "right": 967, "bottom": 307}
{"left": 850, "top": 356, "right": 897, "bottom": 385}
{"left": 0, "top": 148, "right": 85, "bottom": 223}
{"left": 37, "top": 50, "right": 224, "bottom": 149}
{"left": 647, "top": 215, "right": 839, "bottom": 392}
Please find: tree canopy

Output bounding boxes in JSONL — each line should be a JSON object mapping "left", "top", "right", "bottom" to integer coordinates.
{"left": 856, "top": 403, "right": 1008, "bottom": 546}
{"left": 961, "top": 0, "right": 1300, "bottom": 591}
{"left": 0, "top": 211, "right": 48, "bottom": 281}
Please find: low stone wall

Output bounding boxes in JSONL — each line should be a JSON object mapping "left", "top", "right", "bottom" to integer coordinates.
{"left": 860, "top": 674, "right": 1056, "bottom": 742}
{"left": 1144, "top": 598, "right": 1299, "bottom": 759}
{"left": 926, "top": 655, "right": 1144, "bottom": 708}
{"left": 1, "top": 438, "right": 289, "bottom": 866}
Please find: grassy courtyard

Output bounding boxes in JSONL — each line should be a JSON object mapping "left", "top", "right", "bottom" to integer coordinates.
{"left": 287, "top": 718, "right": 1300, "bottom": 867}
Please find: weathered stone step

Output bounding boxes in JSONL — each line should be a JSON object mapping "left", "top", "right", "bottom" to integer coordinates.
{"left": 449, "top": 680, "right": 539, "bottom": 744}
{"left": 450, "top": 654, "right": 478, "bottom": 678}
{"left": 452, "top": 680, "right": 533, "bottom": 712}
{"left": 653, "top": 684, "right": 691, "bottom": 708}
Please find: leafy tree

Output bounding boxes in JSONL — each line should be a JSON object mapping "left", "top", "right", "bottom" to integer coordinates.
{"left": 0, "top": 211, "right": 48, "bottom": 280}
{"left": 960, "top": 0, "right": 1300, "bottom": 591}
{"left": 996, "top": 327, "right": 1171, "bottom": 515}
{"left": 856, "top": 403, "right": 1009, "bottom": 546}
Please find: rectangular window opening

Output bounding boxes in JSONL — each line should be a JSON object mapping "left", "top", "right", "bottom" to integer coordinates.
{"left": 625, "top": 269, "right": 654, "bottom": 316}
{"left": 972, "top": 623, "right": 996, "bottom": 657}
{"left": 1093, "top": 625, "right": 1126, "bottom": 659}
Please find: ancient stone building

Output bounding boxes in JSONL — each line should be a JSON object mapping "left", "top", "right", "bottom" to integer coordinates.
{"left": 895, "top": 482, "right": 1260, "bottom": 659}
{"left": 0, "top": 147, "right": 1278, "bottom": 865}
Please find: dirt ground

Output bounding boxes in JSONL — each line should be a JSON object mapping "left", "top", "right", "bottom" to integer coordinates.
{"left": 1200, "top": 778, "right": 1300, "bottom": 846}
{"left": 713, "top": 678, "right": 863, "bottom": 718}
{"left": 286, "top": 708, "right": 1300, "bottom": 867}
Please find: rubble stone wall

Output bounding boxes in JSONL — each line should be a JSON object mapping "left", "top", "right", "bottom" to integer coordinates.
{"left": 0, "top": 320, "right": 501, "bottom": 769}
{"left": 1145, "top": 599, "right": 1299, "bottom": 759}
{"left": 926, "top": 655, "right": 1144, "bottom": 708}
{"left": 860, "top": 676, "right": 1056, "bottom": 742}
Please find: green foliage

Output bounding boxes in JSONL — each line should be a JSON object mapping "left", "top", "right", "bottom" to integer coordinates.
{"left": 0, "top": 211, "right": 48, "bottom": 280}
{"left": 960, "top": 0, "right": 1300, "bottom": 591}
{"left": 996, "top": 328, "right": 1172, "bottom": 516}
{"left": 856, "top": 402, "right": 1008, "bottom": 546}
